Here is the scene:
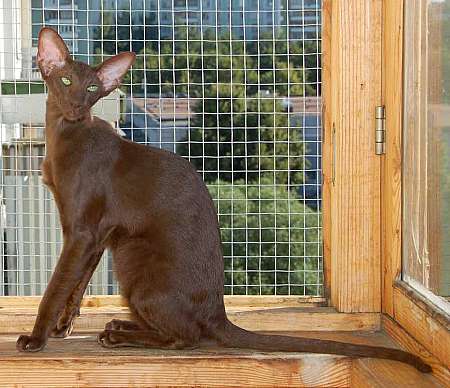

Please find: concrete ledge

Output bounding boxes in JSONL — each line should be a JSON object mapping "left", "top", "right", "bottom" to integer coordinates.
{"left": 0, "top": 90, "right": 123, "bottom": 125}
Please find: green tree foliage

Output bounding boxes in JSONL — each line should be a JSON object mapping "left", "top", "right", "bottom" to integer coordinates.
{"left": 119, "top": 26, "right": 319, "bottom": 97}
{"left": 93, "top": 23, "right": 317, "bottom": 187}
{"left": 163, "top": 28, "right": 315, "bottom": 186}
{"left": 177, "top": 84, "right": 308, "bottom": 185}
{"left": 91, "top": 18, "right": 322, "bottom": 295}
{"left": 208, "top": 179, "right": 322, "bottom": 295}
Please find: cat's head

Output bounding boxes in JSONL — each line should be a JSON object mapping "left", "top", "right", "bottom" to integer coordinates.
{"left": 37, "top": 27, "right": 136, "bottom": 121}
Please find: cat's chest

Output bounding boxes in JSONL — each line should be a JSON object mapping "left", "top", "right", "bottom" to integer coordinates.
{"left": 41, "top": 154, "right": 77, "bottom": 193}
{"left": 41, "top": 159, "right": 54, "bottom": 189}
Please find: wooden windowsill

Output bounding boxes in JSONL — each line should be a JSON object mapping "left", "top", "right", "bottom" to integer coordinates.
{"left": 0, "top": 296, "right": 447, "bottom": 386}
{"left": 0, "top": 295, "right": 327, "bottom": 309}
{"left": 0, "top": 296, "right": 379, "bottom": 333}
{"left": 0, "top": 329, "right": 443, "bottom": 387}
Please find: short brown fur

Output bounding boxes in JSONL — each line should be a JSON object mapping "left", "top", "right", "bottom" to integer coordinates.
{"left": 16, "top": 28, "right": 431, "bottom": 373}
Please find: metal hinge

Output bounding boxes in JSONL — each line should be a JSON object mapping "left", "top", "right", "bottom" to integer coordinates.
{"left": 375, "top": 106, "right": 386, "bottom": 155}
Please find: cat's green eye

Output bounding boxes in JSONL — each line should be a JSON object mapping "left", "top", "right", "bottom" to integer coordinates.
{"left": 61, "top": 77, "right": 71, "bottom": 86}
{"left": 87, "top": 84, "right": 98, "bottom": 92}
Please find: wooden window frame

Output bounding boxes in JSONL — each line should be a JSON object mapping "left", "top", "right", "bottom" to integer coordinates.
{"left": 381, "top": 0, "right": 450, "bottom": 369}
{"left": 322, "top": 0, "right": 449, "bottom": 372}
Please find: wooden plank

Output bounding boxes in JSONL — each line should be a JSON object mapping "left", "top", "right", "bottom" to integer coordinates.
{"left": 351, "top": 358, "right": 442, "bottom": 388}
{"left": 391, "top": 284, "right": 450, "bottom": 369}
{"left": 1, "top": 329, "right": 442, "bottom": 387}
{"left": 321, "top": 0, "right": 332, "bottom": 304}
{"left": 0, "top": 330, "right": 397, "bottom": 357}
{"left": 224, "top": 295, "right": 327, "bottom": 308}
{"left": 326, "top": 0, "right": 383, "bottom": 312}
{"left": 0, "top": 332, "right": 371, "bottom": 387}
{"left": 0, "top": 330, "right": 397, "bottom": 388}
{"left": 381, "top": 0, "right": 403, "bottom": 318}
{"left": 382, "top": 315, "right": 450, "bottom": 386}
{"left": 0, "top": 357, "right": 351, "bottom": 388}
{"left": 0, "top": 307, "right": 381, "bottom": 333}
{"left": 0, "top": 295, "right": 326, "bottom": 309}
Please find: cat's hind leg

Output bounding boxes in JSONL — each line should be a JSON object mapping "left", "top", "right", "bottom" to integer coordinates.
{"left": 98, "top": 292, "right": 202, "bottom": 350}
{"left": 98, "top": 329, "right": 193, "bottom": 349}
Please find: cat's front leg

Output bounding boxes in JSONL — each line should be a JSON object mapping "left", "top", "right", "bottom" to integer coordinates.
{"left": 50, "top": 250, "right": 103, "bottom": 338}
{"left": 16, "top": 231, "right": 100, "bottom": 352}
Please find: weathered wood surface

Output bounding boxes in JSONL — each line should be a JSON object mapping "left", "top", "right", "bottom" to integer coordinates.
{"left": 324, "top": 0, "right": 383, "bottom": 313}
{"left": 0, "top": 330, "right": 443, "bottom": 388}
{"left": 382, "top": 314, "right": 450, "bottom": 386}
{"left": 0, "top": 331, "right": 392, "bottom": 388}
{"left": 0, "top": 295, "right": 326, "bottom": 309}
{"left": 351, "top": 358, "right": 442, "bottom": 388}
{"left": 381, "top": 0, "right": 403, "bottom": 318}
{"left": 0, "top": 306, "right": 380, "bottom": 333}
{"left": 390, "top": 285, "right": 450, "bottom": 370}
{"left": 321, "top": 0, "right": 332, "bottom": 305}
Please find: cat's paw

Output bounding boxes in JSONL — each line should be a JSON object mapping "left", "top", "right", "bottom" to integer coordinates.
{"left": 105, "top": 319, "right": 124, "bottom": 331}
{"left": 105, "top": 319, "right": 140, "bottom": 331}
{"left": 97, "top": 330, "right": 121, "bottom": 348}
{"left": 16, "top": 335, "right": 46, "bottom": 352}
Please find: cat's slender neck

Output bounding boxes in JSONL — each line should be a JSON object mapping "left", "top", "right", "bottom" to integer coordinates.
{"left": 46, "top": 92, "right": 63, "bottom": 127}
{"left": 45, "top": 91, "right": 91, "bottom": 151}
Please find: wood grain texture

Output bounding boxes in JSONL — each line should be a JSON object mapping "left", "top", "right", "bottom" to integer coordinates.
{"left": 0, "top": 330, "right": 442, "bottom": 387}
{"left": 351, "top": 358, "right": 442, "bottom": 388}
{"left": 391, "top": 285, "right": 450, "bottom": 369}
{"left": 0, "top": 306, "right": 381, "bottom": 333}
{"left": 382, "top": 315, "right": 450, "bottom": 386}
{"left": 3, "top": 332, "right": 395, "bottom": 387}
{"left": 321, "top": 0, "right": 332, "bottom": 304}
{"left": 381, "top": 0, "right": 403, "bottom": 318}
{"left": 0, "top": 295, "right": 326, "bottom": 309}
{"left": 0, "top": 357, "right": 351, "bottom": 388}
{"left": 0, "top": 327, "right": 444, "bottom": 387}
{"left": 326, "top": 0, "right": 383, "bottom": 312}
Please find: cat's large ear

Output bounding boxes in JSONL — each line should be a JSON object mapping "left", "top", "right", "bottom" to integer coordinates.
{"left": 37, "top": 27, "right": 71, "bottom": 78}
{"left": 96, "top": 52, "right": 136, "bottom": 94}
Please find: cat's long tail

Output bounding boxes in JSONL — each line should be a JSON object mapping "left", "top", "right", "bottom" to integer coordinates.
{"left": 213, "top": 320, "right": 431, "bottom": 373}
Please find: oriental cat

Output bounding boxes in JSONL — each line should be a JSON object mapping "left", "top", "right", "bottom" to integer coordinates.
{"left": 16, "top": 27, "right": 431, "bottom": 373}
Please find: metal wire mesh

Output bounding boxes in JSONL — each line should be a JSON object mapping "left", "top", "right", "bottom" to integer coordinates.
{"left": 0, "top": 0, "right": 322, "bottom": 296}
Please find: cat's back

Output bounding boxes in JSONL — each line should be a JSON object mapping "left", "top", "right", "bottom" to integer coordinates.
{"left": 87, "top": 115, "right": 216, "bottom": 221}
{"left": 108, "top": 122, "right": 216, "bottom": 222}
{"left": 114, "top": 127, "right": 202, "bottom": 185}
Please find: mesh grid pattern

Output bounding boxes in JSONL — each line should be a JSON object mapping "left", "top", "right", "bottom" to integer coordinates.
{"left": 0, "top": 0, "right": 322, "bottom": 296}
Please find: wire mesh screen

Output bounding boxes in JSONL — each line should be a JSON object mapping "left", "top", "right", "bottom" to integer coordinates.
{"left": 0, "top": 0, "right": 322, "bottom": 296}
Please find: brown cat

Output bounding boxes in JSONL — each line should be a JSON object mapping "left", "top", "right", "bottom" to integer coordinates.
{"left": 16, "top": 27, "right": 430, "bottom": 373}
